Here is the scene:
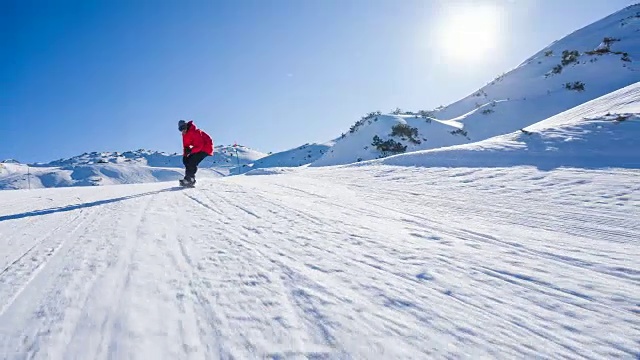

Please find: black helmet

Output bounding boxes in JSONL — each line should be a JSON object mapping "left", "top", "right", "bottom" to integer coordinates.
{"left": 178, "top": 120, "right": 188, "bottom": 132}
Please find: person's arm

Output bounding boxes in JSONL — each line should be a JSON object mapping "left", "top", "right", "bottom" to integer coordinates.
{"left": 183, "top": 135, "right": 192, "bottom": 156}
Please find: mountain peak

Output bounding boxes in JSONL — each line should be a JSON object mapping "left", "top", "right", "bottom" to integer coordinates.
{"left": 1, "top": 159, "right": 20, "bottom": 164}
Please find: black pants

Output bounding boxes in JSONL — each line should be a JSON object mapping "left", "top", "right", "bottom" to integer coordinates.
{"left": 183, "top": 152, "right": 208, "bottom": 180}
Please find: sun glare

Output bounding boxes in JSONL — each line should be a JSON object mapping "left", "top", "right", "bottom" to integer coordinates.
{"left": 438, "top": 3, "right": 504, "bottom": 63}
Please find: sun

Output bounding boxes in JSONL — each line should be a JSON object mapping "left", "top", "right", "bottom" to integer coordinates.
{"left": 437, "top": 3, "right": 504, "bottom": 62}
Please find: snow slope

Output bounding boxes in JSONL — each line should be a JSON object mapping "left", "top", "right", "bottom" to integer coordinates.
{"left": 434, "top": 4, "right": 640, "bottom": 134}
{"left": 305, "top": 4, "right": 640, "bottom": 166}
{"left": 1, "top": 146, "right": 266, "bottom": 190}
{"left": 0, "top": 164, "right": 638, "bottom": 359}
{"left": 371, "top": 81, "right": 640, "bottom": 170}
{"left": 311, "top": 114, "right": 469, "bottom": 167}
{"left": 245, "top": 141, "right": 336, "bottom": 172}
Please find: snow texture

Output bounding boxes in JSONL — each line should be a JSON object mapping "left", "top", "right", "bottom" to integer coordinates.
{"left": 0, "top": 164, "right": 638, "bottom": 359}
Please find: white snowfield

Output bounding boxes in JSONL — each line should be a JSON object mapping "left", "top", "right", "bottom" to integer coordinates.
{"left": 0, "top": 163, "right": 638, "bottom": 359}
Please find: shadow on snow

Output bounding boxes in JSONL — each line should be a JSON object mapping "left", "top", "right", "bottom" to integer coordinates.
{"left": 0, "top": 187, "right": 185, "bottom": 222}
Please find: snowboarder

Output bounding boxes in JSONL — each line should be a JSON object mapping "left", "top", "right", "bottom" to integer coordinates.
{"left": 178, "top": 120, "right": 213, "bottom": 187}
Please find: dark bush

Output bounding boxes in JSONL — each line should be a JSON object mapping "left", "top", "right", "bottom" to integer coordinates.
{"left": 350, "top": 111, "right": 382, "bottom": 133}
{"left": 390, "top": 123, "right": 419, "bottom": 144}
{"left": 603, "top": 37, "right": 621, "bottom": 46}
{"left": 561, "top": 50, "right": 580, "bottom": 66}
{"left": 564, "top": 81, "right": 585, "bottom": 92}
{"left": 585, "top": 48, "right": 610, "bottom": 55}
{"left": 450, "top": 128, "right": 468, "bottom": 137}
{"left": 372, "top": 135, "right": 407, "bottom": 155}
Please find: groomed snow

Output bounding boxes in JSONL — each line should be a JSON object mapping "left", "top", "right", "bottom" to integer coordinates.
{"left": 0, "top": 163, "right": 638, "bottom": 359}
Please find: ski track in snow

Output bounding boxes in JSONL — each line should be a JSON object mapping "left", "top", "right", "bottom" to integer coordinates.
{"left": 0, "top": 166, "right": 638, "bottom": 359}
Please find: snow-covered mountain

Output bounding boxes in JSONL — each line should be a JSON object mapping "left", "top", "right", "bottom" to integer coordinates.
{"left": 0, "top": 146, "right": 267, "bottom": 190}
{"left": 0, "top": 162, "right": 222, "bottom": 190}
{"left": 41, "top": 146, "right": 266, "bottom": 169}
{"left": 1, "top": 159, "right": 20, "bottom": 164}
{"left": 432, "top": 4, "right": 640, "bottom": 136}
{"left": 242, "top": 140, "right": 336, "bottom": 172}
{"left": 310, "top": 113, "right": 468, "bottom": 167}
{"left": 364, "top": 81, "right": 640, "bottom": 170}
{"left": 302, "top": 3, "right": 640, "bottom": 166}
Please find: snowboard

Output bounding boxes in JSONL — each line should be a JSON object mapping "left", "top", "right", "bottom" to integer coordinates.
{"left": 179, "top": 179, "right": 196, "bottom": 188}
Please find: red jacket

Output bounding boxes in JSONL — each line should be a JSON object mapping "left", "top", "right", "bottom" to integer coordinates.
{"left": 182, "top": 121, "right": 214, "bottom": 156}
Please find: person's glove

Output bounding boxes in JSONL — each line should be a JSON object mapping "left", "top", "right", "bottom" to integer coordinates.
{"left": 184, "top": 147, "right": 192, "bottom": 156}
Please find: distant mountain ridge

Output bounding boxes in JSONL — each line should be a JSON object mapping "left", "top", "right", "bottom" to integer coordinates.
{"left": 39, "top": 145, "right": 266, "bottom": 169}
{"left": 0, "top": 146, "right": 268, "bottom": 190}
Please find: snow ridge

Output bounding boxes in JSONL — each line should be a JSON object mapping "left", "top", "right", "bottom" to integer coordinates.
{"left": 244, "top": 141, "right": 336, "bottom": 173}
{"left": 371, "top": 81, "right": 640, "bottom": 170}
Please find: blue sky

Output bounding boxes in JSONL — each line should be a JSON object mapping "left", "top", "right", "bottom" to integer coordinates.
{"left": 1, "top": 0, "right": 637, "bottom": 163}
